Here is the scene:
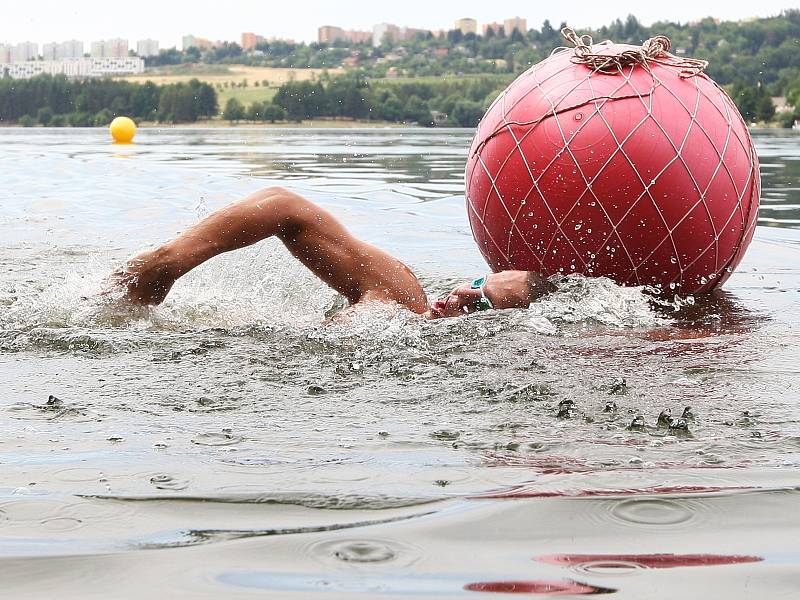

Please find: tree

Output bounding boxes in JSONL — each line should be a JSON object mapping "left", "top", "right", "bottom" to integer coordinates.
{"left": 67, "top": 112, "right": 92, "bottom": 127}
{"left": 19, "top": 114, "right": 35, "bottom": 127}
{"left": 375, "top": 93, "right": 403, "bottom": 121}
{"left": 189, "top": 79, "right": 218, "bottom": 117}
{"left": 223, "top": 97, "right": 246, "bottom": 122}
{"left": 93, "top": 109, "right": 113, "bottom": 126}
{"left": 37, "top": 107, "right": 53, "bottom": 126}
{"left": 403, "top": 95, "right": 434, "bottom": 126}
{"left": 246, "top": 101, "right": 264, "bottom": 121}
{"left": 261, "top": 104, "right": 287, "bottom": 122}
{"left": 756, "top": 95, "right": 776, "bottom": 122}
{"left": 450, "top": 100, "right": 484, "bottom": 127}
{"left": 510, "top": 29, "right": 525, "bottom": 43}
{"left": 273, "top": 80, "right": 326, "bottom": 120}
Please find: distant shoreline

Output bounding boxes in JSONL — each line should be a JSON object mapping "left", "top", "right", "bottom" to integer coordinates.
{"left": 158, "top": 118, "right": 411, "bottom": 128}
{"left": 0, "top": 121, "right": 786, "bottom": 130}
{"left": 0, "top": 118, "right": 429, "bottom": 129}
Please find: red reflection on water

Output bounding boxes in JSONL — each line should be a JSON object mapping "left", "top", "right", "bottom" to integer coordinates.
{"left": 464, "top": 580, "right": 613, "bottom": 595}
{"left": 536, "top": 553, "right": 763, "bottom": 568}
{"left": 475, "top": 484, "right": 753, "bottom": 499}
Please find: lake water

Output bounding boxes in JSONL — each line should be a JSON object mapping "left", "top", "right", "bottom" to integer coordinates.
{"left": 0, "top": 127, "right": 798, "bottom": 599}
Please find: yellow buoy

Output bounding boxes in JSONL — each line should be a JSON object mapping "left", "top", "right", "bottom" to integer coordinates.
{"left": 110, "top": 116, "right": 137, "bottom": 143}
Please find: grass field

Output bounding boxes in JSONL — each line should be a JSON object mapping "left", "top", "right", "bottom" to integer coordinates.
{"left": 119, "top": 65, "right": 337, "bottom": 88}
{"left": 118, "top": 64, "right": 342, "bottom": 109}
{"left": 118, "top": 65, "right": 513, "bottom": 111}
{"left": 374, "top": 73, "right": 513, "bottom": 86}
{"left": 217, "top": 86, "right": 278, "bottom": 108}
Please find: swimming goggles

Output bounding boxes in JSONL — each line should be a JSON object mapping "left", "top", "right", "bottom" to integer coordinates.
{"left": 470, "top": 275, "right": 494, "bottom": 312}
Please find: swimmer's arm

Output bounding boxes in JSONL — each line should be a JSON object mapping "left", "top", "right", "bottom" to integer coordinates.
{"left": 484, "top": 271, "right": 554, "bottom": 310}
{"left": 119, "top": 187, "right": 427, "bottom": 310}
{"left": 120, "top": 187, "right": 356, "bottom": 304}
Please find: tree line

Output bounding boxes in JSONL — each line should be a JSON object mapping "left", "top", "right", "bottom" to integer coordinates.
{"left": 0, "top": 76, "right": 218, "bottom": 126}
{"left": 221, "top": 74, "right": 506, "bottom": 127}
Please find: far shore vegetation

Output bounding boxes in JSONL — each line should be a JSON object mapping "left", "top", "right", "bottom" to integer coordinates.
{"left": 1, "top": 12, "right": 799, "bottom": 129}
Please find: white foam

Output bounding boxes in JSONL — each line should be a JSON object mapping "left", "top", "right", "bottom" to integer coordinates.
{"left": 519, "top": 275, "right": 667, "bottom": 330}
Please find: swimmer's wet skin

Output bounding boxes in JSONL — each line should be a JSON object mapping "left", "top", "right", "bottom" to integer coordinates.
{"left": 116, "top": 187, "right": 554, "bottom": 318}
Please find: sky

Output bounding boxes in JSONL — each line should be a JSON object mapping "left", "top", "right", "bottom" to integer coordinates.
{"left": 1, "top": 0, "right": 795, "bottom": 47}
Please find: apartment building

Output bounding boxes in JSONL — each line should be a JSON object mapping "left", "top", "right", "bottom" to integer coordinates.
{"left": 0, "top": 57, "right": 145, "bottom": 79}
{"left": 136, "top": 39, "right": 159, "bottom": 57}
{"left": 503, "top": 17, "right": 527, "bottom": 36}
{"left": 455, "top": 18, "right": 478, "bottom": 35}
{"left": 90, "top": 38, "right": 129, "bottom": 58}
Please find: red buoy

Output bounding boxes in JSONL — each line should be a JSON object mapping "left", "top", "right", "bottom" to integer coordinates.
{"left": 465, "top": 30, "right": 760, "bottom": 293}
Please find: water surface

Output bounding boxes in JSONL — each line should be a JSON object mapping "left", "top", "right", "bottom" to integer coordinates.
{"left": 0, "top": 127, "right": 798, "bottom": 599}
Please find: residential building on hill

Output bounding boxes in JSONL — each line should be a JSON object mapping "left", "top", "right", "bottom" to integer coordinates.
{"left": 503, "top": 17, "right": 527, "bottom": 36}
{"left": 373, "top": 23, "right": 401, "bottom": 46}
{"left": 241, "top": 32, "right": 263, "bottom": 50}
{"left": 91, "top": 39, "right": 129, "bottom": 58}
{"left": 182, "top": 35, "right": 216, "bottom": 51}
{"left": 455, "top": 18, "right": 478, "bottom": 35}
{"left": 136, "top": 39, "right": 159, "bottom": 57}
{"left": 42, "top": 40, "right": 84, "bottom": 60}
{"left": 0, "top": 57, "right": 145, "bottom": 79}
{"left": 318, "top": 26, "right": 345, "bottom": 44}
{"left": 483, "top": 22, "right": 504, "bottom": 36}
{"left": 345, "top": 30, "right": 372, "bottom": 44}
{"left": 3, "top": 42, "right": 39, "bottom": 62}
{"left": 42, "top": 43, "right": 58, "bottom": 61}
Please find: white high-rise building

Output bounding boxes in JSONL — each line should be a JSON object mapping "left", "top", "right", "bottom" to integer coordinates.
{"left": 45, "top": 40, "right": 84, "bottom": 60}
{"left": 43, "top": 43, "right": 58, "bottom": 61}
{"left": 91, "top": 39, "right": 128, "bottom": 58}
{"left": 11, "top": 42, "right": 38, "bottom": 62}
{"left": 59, "top": 40, "right": 84, "bottom": 59}
{"left": 0, "top": 44, "right": 11, "bottom": 63}
{"left": 107, "top": 38, "right": 128, "bottom": 57}
{"left": 372, "top": 23, "right": 400, "bottom": 47}
{"left": 136, "top": 39, "right": 159, "bottom": 57}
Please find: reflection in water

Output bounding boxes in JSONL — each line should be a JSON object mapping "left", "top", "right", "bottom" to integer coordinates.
{"left": 536, "top": 553, "right": 763, "bottom": 569}
{"left": 0, "top": 128, "right": 799, "bottom": 598}
{"left": 464, "top": 580, "right": 616, "bottom": 595}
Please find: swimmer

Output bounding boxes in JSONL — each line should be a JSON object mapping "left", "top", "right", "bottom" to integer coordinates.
{"left": 114, "top": 187, "right": 554, "bottom": 319}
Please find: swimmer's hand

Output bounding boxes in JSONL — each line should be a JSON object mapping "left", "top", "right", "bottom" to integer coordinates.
{"left": 111, "top": 247, "right": 178, "bottom": 305}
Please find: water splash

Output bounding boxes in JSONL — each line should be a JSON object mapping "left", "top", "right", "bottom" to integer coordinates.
{"left": 520, "top": 275, "right": 667, "bottom": 329}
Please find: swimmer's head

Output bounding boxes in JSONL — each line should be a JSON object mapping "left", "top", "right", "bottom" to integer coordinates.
{"left": 426, "top": 271, "right": 553, "bottom": 319}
